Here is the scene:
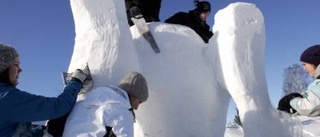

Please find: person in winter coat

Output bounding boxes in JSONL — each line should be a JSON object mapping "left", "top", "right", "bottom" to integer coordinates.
{"left": 125, "top": 0, "right": 162, "bottom": 26}
{"left": 165, "top": 0, "right": 214, "bottom": 43}
{"left": 278, "top": 45, "right": 320, "bottom": 116}
{"left": 63, "top": 71, "right": 149, "bottom": 137}
{"left": 0, "top": 43, "right": 92, "bottom": 137}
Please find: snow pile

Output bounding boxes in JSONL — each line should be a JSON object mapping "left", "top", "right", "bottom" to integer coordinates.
{"left": 68, "top": 0, "right": 297, "bottom": 136}
{"left": 225, "top": 115, "right": 320, "bottom": 137}
{"left": 298, "top": 116, "right": 320, "bottom": 137}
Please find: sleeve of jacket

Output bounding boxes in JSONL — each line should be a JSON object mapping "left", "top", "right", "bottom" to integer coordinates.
{"left": 203, "top": 24, "right": 213, "bottom": 38}
{"left": 104, "top": 108, "right": 134, "bottom": 137}
{"left": 290, "top": 90, "right": 320, "bottom": 116}
{"left": 165, "top": 12, "right": 188, "bottom": 25}
{"left": 125, "top": 0, "right": 142, "bottom": 8}
{"left": 0, "top": 80, "right": 81, "bottom": 122}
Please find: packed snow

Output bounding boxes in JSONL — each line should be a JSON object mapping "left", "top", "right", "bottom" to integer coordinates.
{"left": 225, "top": 115, "right": 320, "bottom": 137}
{"left": 64, "top": 0, "right": 320, "bottom": 136}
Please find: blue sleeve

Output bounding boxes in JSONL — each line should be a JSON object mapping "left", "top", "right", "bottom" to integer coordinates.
{"left": 0, "top": 80, "right": 81, "bottom": 123}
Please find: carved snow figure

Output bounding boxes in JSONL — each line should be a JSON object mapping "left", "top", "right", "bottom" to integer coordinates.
{"left": 67, "top": 0, "right": 292, "bottom": 137}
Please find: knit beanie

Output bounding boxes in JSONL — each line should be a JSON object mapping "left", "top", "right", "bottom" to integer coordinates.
{"left": 300, "top": 45, "right": 320, "bottom": 67}
{"left": 118, "top": 71, "right": 148, "bottom": 102}
{"left": 0, "top": 44, "right": 19, "bottom": 73}
{"left": 194, "top": 0, "right": 211, "bottom": 13}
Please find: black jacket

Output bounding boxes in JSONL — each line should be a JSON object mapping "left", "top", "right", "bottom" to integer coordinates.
{"left": 165, "top": 10, "right": 213, "bottom": 43}
{"left": 125, "top": 0, "right": 162, "bottom": 26}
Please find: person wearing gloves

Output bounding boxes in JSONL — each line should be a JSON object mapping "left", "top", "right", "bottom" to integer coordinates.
{"left": 125, "top": 0, "right": 162, "bottom": 26}
{"left": 63, "top": 71, "right": 149, "bottom": 137}
{"left": 0, "top": 43, "right": 92, "bottom": 137}
{"left": 278, "top": 44, "right": 320, "bottom": 116}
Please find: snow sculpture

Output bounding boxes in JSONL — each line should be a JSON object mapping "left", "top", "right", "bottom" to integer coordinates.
{"left": 68, "top": 0, "right": 291, "bottom": 136}
{"left": 213, "top": 2, "right": 292, "bottom": 137}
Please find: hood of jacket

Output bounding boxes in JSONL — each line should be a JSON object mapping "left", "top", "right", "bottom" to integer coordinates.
{"left": 83, "top": 86, "right": 131, "bottom": 110}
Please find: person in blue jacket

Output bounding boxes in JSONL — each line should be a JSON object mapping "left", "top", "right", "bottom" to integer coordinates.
{"left": 0, "top": 43, "right": 92, "bottom": 137}
{"left": 278, "top": 45, "right": 320, "bottom": 116}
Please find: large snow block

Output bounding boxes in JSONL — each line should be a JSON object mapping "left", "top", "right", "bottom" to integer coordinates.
{"left": 69, "top": 0, "right": 141, "bottom": 88}
{"left": 69, "top": 0, "right": 292, "bottom": 137}
{"left": 214, "top": 2, "right": 292, "bottom": 137}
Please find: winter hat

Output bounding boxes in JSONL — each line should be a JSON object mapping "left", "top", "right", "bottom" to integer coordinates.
{"left": 118, "top": 71, "right": 149, "bottom": 102}
{"left": 194, "top": 0, "right": 211, "bottom": 13}
{"left": 0, "top": 44, "right": 19, "bottom": 73}
{"left": 300, "top": 45, "right": 320, "bottom": 67}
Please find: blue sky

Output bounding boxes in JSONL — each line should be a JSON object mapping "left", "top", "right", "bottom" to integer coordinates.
{"left": 1, "top": 0, "right": 320, "bottom": 122}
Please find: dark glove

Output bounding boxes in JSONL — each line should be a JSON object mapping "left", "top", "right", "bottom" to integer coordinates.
{"left": 125, "top": 0, "right": 143, "bottom": 19}
{"left": 277, "top": 92, "right": 303, "bottom": 114}
{"left": 130, "top": 5, "right": 143, "bottom": 19}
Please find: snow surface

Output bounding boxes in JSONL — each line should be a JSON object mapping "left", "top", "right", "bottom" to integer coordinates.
{"left": 67, "top": 0, "right": 319, "bottom": 136}
{"left": 225, "top": 115, "right": 320, "bottom": 137}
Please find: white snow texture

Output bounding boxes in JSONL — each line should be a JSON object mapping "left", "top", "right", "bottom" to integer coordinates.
{"left": 68, "top": 0, "right": 296, "bottom": 137}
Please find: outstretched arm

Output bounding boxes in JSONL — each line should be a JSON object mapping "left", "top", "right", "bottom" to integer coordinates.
{"left": 290, "top": 90, "right": 320, "bottom": 116}
{"left": 0, "top": 80, "right": 81, "bottom": 122}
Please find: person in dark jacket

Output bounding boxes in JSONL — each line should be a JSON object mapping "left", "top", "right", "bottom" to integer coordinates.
{"left": 0, "top": 43, "right": 92, "bottom": 137}
{"left": 125, "top": 0, "right": 162, "bottom": 26}
{"left": 165, "top": 0, "right": 214, "bottom": 43}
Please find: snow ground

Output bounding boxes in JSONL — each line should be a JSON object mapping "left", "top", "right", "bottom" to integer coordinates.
{"left": 225, "top": 116, "right": 320, "bottom": 137}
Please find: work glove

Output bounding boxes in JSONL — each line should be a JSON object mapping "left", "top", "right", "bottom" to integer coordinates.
{"left": 71, "top": 69, "right": 93, "bottom": 94}
{"left": 79, "top": 76, "right": 93, "bottom": 94}
{"left": 71, "top": 69, "right": 87, "bottom": 83}
{"left": 277, "top": 92, "right": 303, "bottom": 114}
{"left": 62, "top": 64, "right": 94, "bottom": 94}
